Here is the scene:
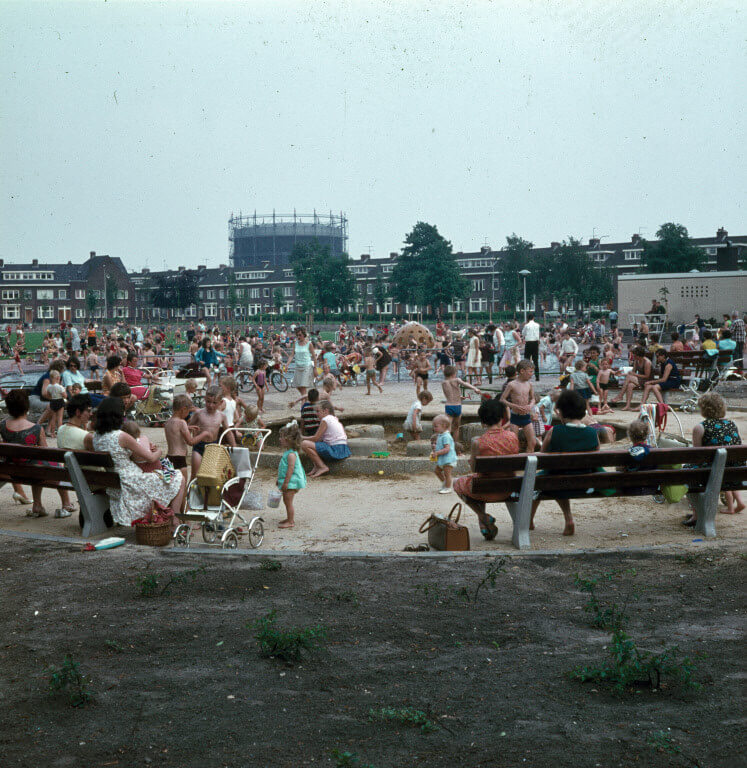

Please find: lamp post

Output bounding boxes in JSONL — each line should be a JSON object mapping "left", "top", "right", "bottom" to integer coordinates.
{"left": 519, "top": 269, "right": 531, "bottom": 324}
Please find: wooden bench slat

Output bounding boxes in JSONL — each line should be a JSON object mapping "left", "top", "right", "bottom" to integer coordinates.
{"left": 474, "top": 446, "right": 747, "bottom": 474}
{"left": 0, "top": 444, "right": 114, "bottom": 468}
{"left": 0, "top": 464, "right": 121, "bottom": 489}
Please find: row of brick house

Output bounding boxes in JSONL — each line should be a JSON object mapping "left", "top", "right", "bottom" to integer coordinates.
{"left": 1, "top": 229, "right": 744, "bottom": 327}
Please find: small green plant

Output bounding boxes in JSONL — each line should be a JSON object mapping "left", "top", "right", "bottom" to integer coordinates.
{"left": 647, "top": 729, "right": 681, "bottom": 755}
{"left": 104, "top": 639, "right": 124, "bottom": 653}
{"left": 259, "top": 559, "right": 282, "bottom": 571}
{"left": 368, "top": 706, "right": 439, "bottom": 733}
{"left": 330, "top": 749, "right": 377, "bottom": 768}
{"left": 47, "top": 656, "right": 91, "bottom": 707}
{"left": 574, "top": 569, "right": 638, "bottom": 630}
{"left": 571, "top": 627, "right": 699, "bottom": 694}
{"left": 137, "top": 565, "right": 207, "bottom": 598}
{"left": 318, "top": 589, "right": 360, "bottom": 606}
{"left": 252, "top": 610, "right": 326, "bottom": 662}
{"left": 473, "top": 557, "right": 507, "bottom": 600}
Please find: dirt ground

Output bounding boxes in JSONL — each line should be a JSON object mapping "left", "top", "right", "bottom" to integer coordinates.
{"left": 0, "top": 539, "right": 744, "bottom": 767}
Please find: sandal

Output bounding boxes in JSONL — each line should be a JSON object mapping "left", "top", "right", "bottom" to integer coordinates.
{"left": 480, "top": 515, "right": 498, "bottom": 541}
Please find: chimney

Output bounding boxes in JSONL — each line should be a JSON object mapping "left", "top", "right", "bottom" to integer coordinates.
{"left": 588, "top": 238, "right": 600, "bottom": 248}
{"left": 631, "top": 234, "right": 641, "bottom": 245}
{"left": 0, "top": 259, "right": 4, "bottom": 268}
{"left": 197, "top": 265, "right": 206, "bottom": 271}
{"left": 359, "top": 254, "right": 369, "bottom": 263}
{"left": 390, "top": 252, "right": 398, "bottom": 259}
{"left": 480, "top": 245, "right": 491, "bottom": 255}
{"left": 550, "top": 241, "right": 560, "bottom": 250}
{"left": 68, "top": 260, "right": 72, "bottom": 265}
{"left": 142, "top": 268, "right": 150, "bottom": 274}
{"left": 716, "top": 227, "right": 728, "bottom": 241}
{"left": 32, "top": 258, "right": 39, "bottom": 266}
{"left": 90, "top": 251, "right": 96, "bottom": 258}
{"left": 178, "top": 266, "right": 186, "bottom": 272}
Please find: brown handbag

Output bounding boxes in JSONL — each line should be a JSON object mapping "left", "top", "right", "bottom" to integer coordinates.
{"left": 419, "top": 503, "right": 471, "bottom": 551}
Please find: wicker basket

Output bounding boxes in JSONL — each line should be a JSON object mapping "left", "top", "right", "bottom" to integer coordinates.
{"left": 134, "top": 521, "right": 172, "bottom": 547}
{"left": 195, "top": 444, "right": 235, "bottom": 505}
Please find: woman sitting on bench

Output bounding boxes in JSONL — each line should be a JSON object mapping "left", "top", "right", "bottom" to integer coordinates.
{"left": 530, "top": 389, "right": 600, "bottom": 537}
{"left": 640, "top": 349, "right": 682, "bottom": 405}
{"left": 453, "top": 398, "right": 520, "bottom": 541}
{"left": 0, "top": 389, "right": 76, "bottom": 518}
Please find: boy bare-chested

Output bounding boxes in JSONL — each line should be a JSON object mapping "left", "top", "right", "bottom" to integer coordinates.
{"left": 187, "top": 385, "right": 235, "bottom": 475}
{"left": 165, "top": 394, "right": 211, "bottom": 479}
{"left": 500, "top": 360, "right": 537, "bottom": 452}
{"left": 441, "top": 365, "right": 480, "bottom": 442}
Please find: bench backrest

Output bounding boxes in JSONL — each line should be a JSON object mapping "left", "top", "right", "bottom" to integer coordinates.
{"left": 0, "top": 442, "right": 120, "bottom": 489}
{"left": 473, "top": 445, "right": 747, "bottom": 497}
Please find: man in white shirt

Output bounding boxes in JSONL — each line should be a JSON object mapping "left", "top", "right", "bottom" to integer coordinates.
{"left": 522, "top": 313, "right": 541, "bottom": 381}
{"left": 237, "top": 336, "right": 253, "bottom": 369}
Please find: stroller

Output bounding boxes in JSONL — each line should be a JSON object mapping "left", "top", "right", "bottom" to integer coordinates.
{"left": 134, "top": 380, "right": 174, "bottom": 426}
{"left": 638, "top": 403, "right": 689, "bottom": 505}
{"left": 173, "top": 427, "right": 270, "bottom": 550}
{"left": 678, "top": 352, "right": 735, "bottom": 413}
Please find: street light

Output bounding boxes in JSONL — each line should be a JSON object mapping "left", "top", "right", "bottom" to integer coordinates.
{"left": 519, "top": 269, "right": 531, "bottom": 323}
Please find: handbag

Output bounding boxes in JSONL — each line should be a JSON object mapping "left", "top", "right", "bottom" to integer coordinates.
{"left": 419, "top": 503, "right": 470, "bottom": 551}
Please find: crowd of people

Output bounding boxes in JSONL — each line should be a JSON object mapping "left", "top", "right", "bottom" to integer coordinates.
{"left": 0, "top": 308, "right": 743, "bottom": 541}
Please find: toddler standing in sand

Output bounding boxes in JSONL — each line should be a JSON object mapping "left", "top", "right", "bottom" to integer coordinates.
{"left": 405, "top": 390, "right": 433, "bottom": 441}
{"left": 431, "top": 414, "right": 458, "bottom": 494}
{"left": 276, "top": 420, "right": 307, "bottom": 528}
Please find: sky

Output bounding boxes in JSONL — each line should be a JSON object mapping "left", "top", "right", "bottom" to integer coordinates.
{"left": 1, "top": 0, "right": 744, "bottom": 271}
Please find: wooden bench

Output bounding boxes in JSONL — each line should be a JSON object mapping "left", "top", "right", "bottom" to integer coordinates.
{"left": 0, "top": 444, "right": 121, "bottom": 537}
{"left": 472, "top": 445, "right": 747, "bottom": 550}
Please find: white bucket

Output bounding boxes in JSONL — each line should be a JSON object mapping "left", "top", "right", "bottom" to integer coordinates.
{"left": 267, "top": 489, "right": 282, "bottom": 508}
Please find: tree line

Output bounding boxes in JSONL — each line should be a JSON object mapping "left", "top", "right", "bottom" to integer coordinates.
{"left": 137, "top": 220, "right": 720, "bottom": 319}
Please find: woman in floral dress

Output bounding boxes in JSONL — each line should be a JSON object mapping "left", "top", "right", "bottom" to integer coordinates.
{"left": 684, "top": 392, "right": 744, "bottom": 523}
{"left": 91, "top": 397, "right": 184, "bottom": 526}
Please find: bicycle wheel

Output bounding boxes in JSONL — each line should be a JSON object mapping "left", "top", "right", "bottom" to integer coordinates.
{"left": 271, "top": 371, "right": 288, "bottom": 392}
{"left": 237, "top": 371, "right": 255, "bottom": 394}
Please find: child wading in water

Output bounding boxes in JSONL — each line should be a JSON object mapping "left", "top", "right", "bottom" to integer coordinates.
{"left": 431, "top": 414, "right": 458, "bottom": 493}
{"left": 500, "top": 360, "right": 537, "bottom": 452}
{"left": 441, "top": 364, "right": 481, "bottom": 443}
{"left": 276, "top": 420, "right": 307, "bottom": 528}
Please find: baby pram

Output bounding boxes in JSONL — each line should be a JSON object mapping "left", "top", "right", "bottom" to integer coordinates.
{"left": 173, "top": 427, "right": 270, "bottom": 549}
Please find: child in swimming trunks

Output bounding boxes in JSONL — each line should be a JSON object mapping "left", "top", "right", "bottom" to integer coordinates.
{"left": 412, "top": 349, "right": 431, "bottom": 394}
{"left": 441, "top": 364, "right": 481, "bottom": 443}
{"left": 595, "top": 357, "right": 616, "bottom": 414}
{"left": 363, "top": 346, "right": 383, "bottom": 395}
{"left": 164, "top": 394, "right": 211, "bottom": 489}
{"left": 500, "top": 359, "right": 537, "bottom": 452}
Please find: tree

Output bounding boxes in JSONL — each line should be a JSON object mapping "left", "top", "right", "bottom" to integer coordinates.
{"left": 273, "top": 288, "right": 284, "bottom": 315}
{"left": 495, "top": 234, "right": 534, "bottom": 313}
{"left": 85, "top": 290, "right": 98, "bottom": 320}
{"left": 152, "top": 271, "right": 199, "bottom": 319}
{"left": 373, "top": 276, "right": 387, "bottom": 320}
{"left": 390, "top": 222, "right": 469, "bottom": 316}
{"left": 641, "top": 223, "right": 706, "bottom": 273}
{"left": 544, "top": 237, "right": 597, "bottom": 312}
{"left": 290, "top": 240, "right": 357, "bottom": 317}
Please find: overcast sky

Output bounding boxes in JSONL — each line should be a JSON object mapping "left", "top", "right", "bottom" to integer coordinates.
{"left": 1, "top": 0, "right": 744, "bottom": 271}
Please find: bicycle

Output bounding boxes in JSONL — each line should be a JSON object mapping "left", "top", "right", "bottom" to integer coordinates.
{"left": 236, "top": 365, "right": 289, "bottom": 394}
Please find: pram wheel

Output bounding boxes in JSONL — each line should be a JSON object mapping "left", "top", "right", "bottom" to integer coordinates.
{"left": 173, "top": 523, "right": 192, "bottom": 547}
{"left": 222, "top": 530, "right": 239, "bottom": 549}
{"left": 202, "top": 522, "right": 218, "bottom": 544}
{"left": 247, "top": 517, "right": 264, "bottom": 549}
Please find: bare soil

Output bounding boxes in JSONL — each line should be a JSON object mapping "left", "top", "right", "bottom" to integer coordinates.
{"left": 1, "top": 538, "right": 744, "bottom": 767}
